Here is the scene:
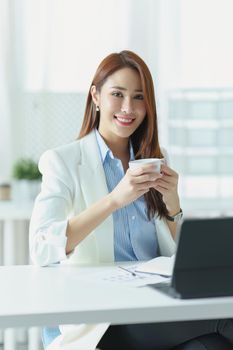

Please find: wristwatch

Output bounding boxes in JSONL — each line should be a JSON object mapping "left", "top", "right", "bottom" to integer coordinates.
{"left": 166, "top": 209, "right": 183, "bottom": 222}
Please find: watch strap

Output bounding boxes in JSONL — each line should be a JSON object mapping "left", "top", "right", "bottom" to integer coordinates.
{"left": 166, "top": 209, "right": 183, "bottom": 222}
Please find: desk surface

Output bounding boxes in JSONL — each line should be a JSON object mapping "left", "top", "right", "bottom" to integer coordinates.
{"left": 1, "top": 264, "right": 233, "bottom": 329}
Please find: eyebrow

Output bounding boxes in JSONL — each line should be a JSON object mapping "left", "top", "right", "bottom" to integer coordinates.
{"left": 110, "top": 86, "right": 143, "bottom": 93}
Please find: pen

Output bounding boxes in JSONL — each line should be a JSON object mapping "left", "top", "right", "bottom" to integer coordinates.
{"left": 118, "top": 266, "right": 137, "bottom": 277}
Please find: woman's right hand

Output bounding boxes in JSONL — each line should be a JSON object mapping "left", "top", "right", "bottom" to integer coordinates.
{"left": 109, "top": 164, "right": 162, "bottom": 209}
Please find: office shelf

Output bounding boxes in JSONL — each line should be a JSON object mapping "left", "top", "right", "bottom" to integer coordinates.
{"left": 167, "top": 88, "right": 233, "bottom": 201}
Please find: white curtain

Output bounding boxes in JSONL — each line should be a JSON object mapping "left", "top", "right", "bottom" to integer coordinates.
{"left": 0, "top": 1, "right": 12, "bottom": 181}
{"left": 23, "top": 0, "right": 132, "bottom": 92}
{"left": 0, "top": 0, "right": 29, "bottom": 180}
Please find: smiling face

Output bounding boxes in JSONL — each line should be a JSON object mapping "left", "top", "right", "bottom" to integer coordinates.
{"left": 91, "top": 67, "right": 146, "bottom": 144}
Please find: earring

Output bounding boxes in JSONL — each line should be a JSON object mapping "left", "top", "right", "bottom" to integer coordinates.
{"left": 96, "top": 105, "right": 100, "bottom": 112}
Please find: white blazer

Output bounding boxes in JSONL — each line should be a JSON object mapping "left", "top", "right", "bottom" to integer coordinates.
{"left": 29, "top": 130, "right": 176, "bottom": 349}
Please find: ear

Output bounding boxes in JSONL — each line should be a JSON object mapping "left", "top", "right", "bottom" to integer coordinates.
{"left": 90, "top": 85, "right": 100, "bottom": 107}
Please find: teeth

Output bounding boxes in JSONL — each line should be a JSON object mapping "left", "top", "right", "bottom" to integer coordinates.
{"left": 116, "top": 117, "right": 133, "bottom": 123}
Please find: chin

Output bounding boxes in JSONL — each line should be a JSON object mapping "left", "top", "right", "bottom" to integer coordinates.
{"left": 114, "top": 129, "right": 135, "bottom": 139}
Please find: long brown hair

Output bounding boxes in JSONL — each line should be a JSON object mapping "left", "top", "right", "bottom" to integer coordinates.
{"left": 78, "top": 50, "right": 168, "bottom": 219}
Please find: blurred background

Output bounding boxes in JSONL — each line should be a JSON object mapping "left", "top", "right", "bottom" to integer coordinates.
{"left": 0, "top": 0, "right": 233, "bottom": 349}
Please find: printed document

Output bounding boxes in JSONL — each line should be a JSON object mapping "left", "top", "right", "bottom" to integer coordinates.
{"left": 135, "top": 255, "right": 175, "bottom": 277}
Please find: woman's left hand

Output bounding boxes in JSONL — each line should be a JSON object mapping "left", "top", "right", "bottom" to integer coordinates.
{"left": 152, "top": 164, "right": 180, "bottom": 216}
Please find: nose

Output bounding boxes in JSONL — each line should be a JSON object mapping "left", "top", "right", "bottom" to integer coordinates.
{"left": 121, "top": 97, "right": 134, "bottom": 114}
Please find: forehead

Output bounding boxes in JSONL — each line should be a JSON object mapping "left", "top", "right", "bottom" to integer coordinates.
{"left": 103, "top": 67, "right": 142, "bottom": 91}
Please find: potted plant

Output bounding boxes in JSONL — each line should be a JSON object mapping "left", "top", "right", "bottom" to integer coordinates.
{"left": 12, "top": 158, "right": 42, "bottom": 202}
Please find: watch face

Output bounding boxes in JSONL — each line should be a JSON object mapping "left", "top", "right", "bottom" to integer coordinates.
{"left": 167, "top": 210, "right": 183, "bottom": 222}
{"left": 174, "top": 211, "right": 183, "bottom": 222}
{"left": 166, "top": 209, "right": 183, "bottom": 222}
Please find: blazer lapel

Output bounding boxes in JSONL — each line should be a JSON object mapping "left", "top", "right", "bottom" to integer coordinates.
{"left": 77, "top": 131, "right": 114, "bottom": 262}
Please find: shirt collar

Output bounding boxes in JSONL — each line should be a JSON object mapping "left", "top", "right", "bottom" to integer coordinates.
{"left": 95, "top": 128, "right": 135, "bottom": 164}
{"left": 95, "top": 129, "right": 114, "bottom": 163}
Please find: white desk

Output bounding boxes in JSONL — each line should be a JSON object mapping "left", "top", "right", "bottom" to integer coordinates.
{"left": 1, "top": 264, "right": 233, "bottom": 329}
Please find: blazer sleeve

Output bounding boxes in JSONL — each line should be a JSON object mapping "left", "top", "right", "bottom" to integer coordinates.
{"left": 29, "top": 149, "right": 74, "bottom": 266}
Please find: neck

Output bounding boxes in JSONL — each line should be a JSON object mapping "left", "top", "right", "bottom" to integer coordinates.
{"left": 98, "top": 131, "right": 129, "bottom": 159}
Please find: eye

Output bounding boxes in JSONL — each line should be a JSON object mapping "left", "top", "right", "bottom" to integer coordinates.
{"left": 111, "top": 91, "right": 123, "bottom": 98}
{"left": 134, "top": 94, "right": 144, "bottom": 100}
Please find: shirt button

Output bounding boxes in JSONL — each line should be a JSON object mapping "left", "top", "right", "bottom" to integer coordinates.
{"left": 132, "top": 216, "right": 135, "bottom": 220}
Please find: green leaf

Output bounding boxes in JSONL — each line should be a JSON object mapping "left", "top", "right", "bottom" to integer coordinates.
{"left": 12, "top": 158, "right": 42, "bottom": 180}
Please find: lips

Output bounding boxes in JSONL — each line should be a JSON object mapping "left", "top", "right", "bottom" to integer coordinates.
{"left": 114, "top": 114, "right": 135, "bottom": 126}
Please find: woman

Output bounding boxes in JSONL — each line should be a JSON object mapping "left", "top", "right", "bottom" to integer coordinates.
{"left": 29, "top": 50, "right": 233, "bottom": 350}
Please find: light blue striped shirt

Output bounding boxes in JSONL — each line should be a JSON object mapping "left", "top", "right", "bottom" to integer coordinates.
{"left": 95, "top": 129, "right": 159, "bottom": 262}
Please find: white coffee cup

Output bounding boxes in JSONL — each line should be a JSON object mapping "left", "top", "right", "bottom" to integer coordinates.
{"left": 129, "top": 158, "right": 165, "bottom": 173}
